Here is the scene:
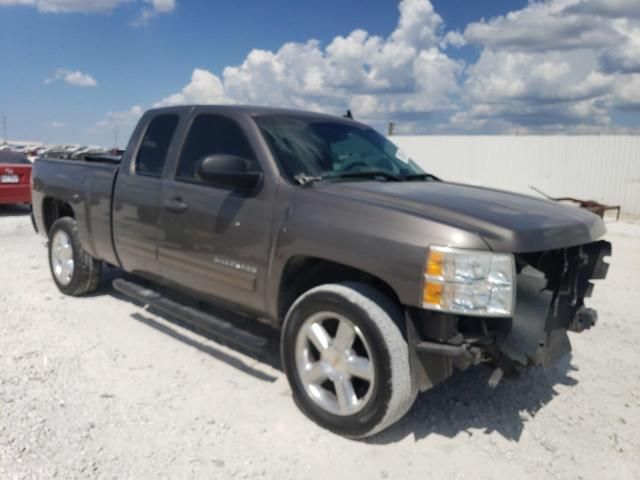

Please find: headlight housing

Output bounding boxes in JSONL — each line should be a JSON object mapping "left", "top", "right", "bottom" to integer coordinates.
{"left": 423, "top": 246, "right": 516, "bottom": 317}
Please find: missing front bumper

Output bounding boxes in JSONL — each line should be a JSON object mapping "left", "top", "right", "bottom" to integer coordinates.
{"left": 407, "top": 239, "right": 612, "bottom": 391}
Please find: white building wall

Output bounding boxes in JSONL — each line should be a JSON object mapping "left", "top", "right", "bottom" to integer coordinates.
{"left": 392, "top": 136, "right": 640, "bottom": 218}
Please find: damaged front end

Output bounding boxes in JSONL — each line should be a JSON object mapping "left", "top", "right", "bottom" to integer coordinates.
{"left": 407, "top": 240, "right": 612, "bottom": 391}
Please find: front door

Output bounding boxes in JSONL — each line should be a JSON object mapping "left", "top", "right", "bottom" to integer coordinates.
{"left": 158, "top": 113, "right": 275, "bottom": 313}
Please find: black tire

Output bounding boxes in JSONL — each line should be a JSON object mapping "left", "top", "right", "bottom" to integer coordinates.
{"left": 281, "top": 283, "right": 417, "bottom": 438}
{"left": 48, "top": 217, "right": 102, "bottom": 296}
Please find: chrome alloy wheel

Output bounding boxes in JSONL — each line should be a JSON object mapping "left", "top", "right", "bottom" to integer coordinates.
{"left": 51, "top": 230, "right": 74, "bottom": 286}
{"left": 295, "top": 311, "right": 375, "bottom": 416}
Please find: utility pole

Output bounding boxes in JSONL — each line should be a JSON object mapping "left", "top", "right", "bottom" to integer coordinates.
{"left": 1, "top": 114, "right": 6, "bottom": 145}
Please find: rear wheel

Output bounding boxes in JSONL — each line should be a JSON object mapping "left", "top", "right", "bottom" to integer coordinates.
{"left": 48, "top": 217, "right": 102, "bottom": 296}
{"left": 281, "top": 283, "right": 417, "bottom": 438}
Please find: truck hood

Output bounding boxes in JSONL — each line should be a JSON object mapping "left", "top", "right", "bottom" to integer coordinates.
{"left": 320, "top": 181, "right": 606, "bottom": 252}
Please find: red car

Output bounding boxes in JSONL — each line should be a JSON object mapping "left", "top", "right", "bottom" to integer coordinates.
{"left": 0, "top": 150, "right": 32, "bottom": 205}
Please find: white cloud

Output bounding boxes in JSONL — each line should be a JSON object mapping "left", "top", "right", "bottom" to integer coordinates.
{"left": 1, "top": 0, "right": 123, "bottom": 13}
{"left": 600, "top": 20, "right": 640, "bottom": 73}
{"left": 389, "top": 0, "right": 443, "bottom": 49}
{"left": 464, "top": 50, "right": 611, "bottom": 104}
{"left": 94, "top": 105, "right": 143, "bottom": 130}
{"left": 440, "top": 31, "right": 466, "bottom": 49}
{"left": 155, "top": 68, "right": 227, "bottom": 107}
{"left": 100, "top": 0, "right": 640, "bottom": 134}
{"left": 564, "top": 0, "right": 640, "bottom": 18}
{"left": 134, "top": 0, "right": 176, "bottom": 26}
{"left": 452, "top": 0, "right": 640, "bottom": 132}
{"left": 87, "top": 105, "right": 143, "bottom": 144}
{"left": 612, "top": 74, "right": 640, "bottom": 109}
{"left": 155, "top": 0, "right": 461, "bottom": 123}
{"left": 466, "top": 1, "right": 640, "bottom": 75}
{"left": 147, "top": 0, "right": 174, "bottom": 14}
{"left": 45, "top": 68, "right": 97, "bottom": 87}
{"left": 464, "top": 0, "right": 620, "bottom": 52}
{"left": 0, "top": 0, "right": 34, "bottom": 6}
{"left": 0, "top": 0, "right": 121, "bottom": 13}
{"left": 0, "top": 0, "right": 175, "bottom": 22}
{"left": 50, "top": 121, "right": 64, "bottom": 128}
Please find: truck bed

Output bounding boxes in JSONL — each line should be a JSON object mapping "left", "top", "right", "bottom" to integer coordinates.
{"left": 31, "top": 157, "right": 120, "bottom": 266}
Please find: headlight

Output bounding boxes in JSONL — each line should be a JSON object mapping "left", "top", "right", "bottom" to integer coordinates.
{"left": 423, "top": 246, "right": 515, "bottom": 317}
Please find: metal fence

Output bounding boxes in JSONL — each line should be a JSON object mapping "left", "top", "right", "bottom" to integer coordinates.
{"left": 392, "top": 135, "right": 640, "bottom": 218}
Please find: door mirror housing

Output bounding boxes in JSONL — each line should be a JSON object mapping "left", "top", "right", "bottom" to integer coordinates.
{"left": 197, "top": 154, "right": 262, "bottom": 191}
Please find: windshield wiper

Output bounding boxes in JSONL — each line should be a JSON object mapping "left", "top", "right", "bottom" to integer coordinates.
{"left": 295, "top": 170, "right": 402, "bottom": 187}
{"left": 294, "top": 173, "right": 324, "bottom": 186}
{"left": 329, "top": 170, "right": 402, "bottom": 182}
{"left": 402, "top": 173, "right": 441, "bottom": 182}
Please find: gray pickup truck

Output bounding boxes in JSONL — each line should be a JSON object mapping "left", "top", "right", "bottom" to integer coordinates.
{"left": 32, "top": 105, "right": 611, "bottom": 438}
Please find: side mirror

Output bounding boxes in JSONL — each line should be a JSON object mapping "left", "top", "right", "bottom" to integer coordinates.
{"left": 197, "top": 154, "right": 263, "bottom": 191}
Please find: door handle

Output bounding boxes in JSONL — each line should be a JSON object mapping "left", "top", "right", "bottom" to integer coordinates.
{"left": 163, "top": 197, "right": 188, "bottom": 214}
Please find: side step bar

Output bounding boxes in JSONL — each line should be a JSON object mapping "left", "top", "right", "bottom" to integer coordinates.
{"left": 415, "top": 341, "right": 467, "bottom": 356}
{"left": 112, "top": 279, "right": 267, "bottom": 350}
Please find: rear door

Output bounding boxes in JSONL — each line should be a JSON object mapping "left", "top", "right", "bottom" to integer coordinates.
{"left": 112, "top": 113, "right": 180, "bottom": 279}
{"left": 157, "top": 111, "right": 277, "bottom": 313}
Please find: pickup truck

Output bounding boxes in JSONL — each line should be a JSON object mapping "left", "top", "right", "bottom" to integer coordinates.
{"left": 31, "top": 105, "right": 611, "bottom": 438}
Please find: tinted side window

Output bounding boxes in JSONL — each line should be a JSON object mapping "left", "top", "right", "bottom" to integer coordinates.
{"left": 176, "top": 114, "right": 257, "bottom": 182}
{"left": 135, "top": 114, "right": 179, "bottom": 177}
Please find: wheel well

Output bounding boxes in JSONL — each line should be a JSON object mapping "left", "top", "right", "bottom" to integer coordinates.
{"left": 278, "top": 256, "right": 402, "bottom": 321}
{"left": 42, "top": 197, "right": 75, "bottom": 234}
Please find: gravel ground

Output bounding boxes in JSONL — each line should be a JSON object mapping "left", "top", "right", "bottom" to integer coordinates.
{"left": 1, "top": 205, "right": 639, "bottom": 480}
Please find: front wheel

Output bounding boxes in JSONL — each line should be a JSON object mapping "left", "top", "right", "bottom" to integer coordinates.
{"left": 281, "top": 283, "right": 417, "bottom": 438}
{"left": 48, "top": 217, "right": 102, "bottom": 296}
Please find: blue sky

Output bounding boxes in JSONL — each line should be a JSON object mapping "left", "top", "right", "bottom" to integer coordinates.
{"left": 0, "top": 0, "right": 639, "bottom": 146}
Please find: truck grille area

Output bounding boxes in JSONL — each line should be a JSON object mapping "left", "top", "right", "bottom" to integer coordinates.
{"left": 501, "top": 240, "right": 612, "bottom": 367}
{"left": 407, "top": 239, "right": 611, "bottom": 391}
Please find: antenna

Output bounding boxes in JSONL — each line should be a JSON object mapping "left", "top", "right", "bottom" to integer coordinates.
{"left": 1, "top": 114, "right": 6, "bottom": 145}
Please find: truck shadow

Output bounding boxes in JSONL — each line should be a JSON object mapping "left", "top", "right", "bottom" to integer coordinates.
{"left": 102, "top": 266, "right": 578, "bottom": 443}
{"left": 0, "top": 204, "right": 31, "bottom": 217}
{"left": 102, "top": 266, "right": 281, "bottom": 383}
{"left": 370, "top": 355, "right": 578, "bottom": 444}
{"left": 129, "top": 312, "right": 279, "bottom": 383}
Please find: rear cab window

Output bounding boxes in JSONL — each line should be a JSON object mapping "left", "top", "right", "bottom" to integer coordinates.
{"left": 135, "top": 114, "right": 179, "bottom": 177}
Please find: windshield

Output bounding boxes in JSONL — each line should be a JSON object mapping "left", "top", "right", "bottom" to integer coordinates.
{"left": 254, "top": 115, "right": 425, "bottom": 184}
